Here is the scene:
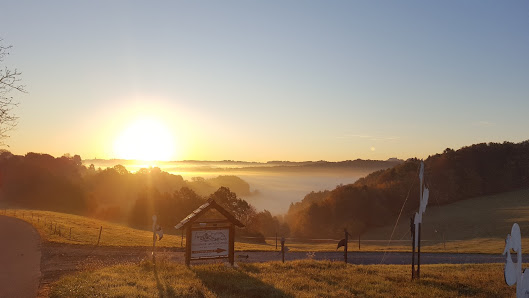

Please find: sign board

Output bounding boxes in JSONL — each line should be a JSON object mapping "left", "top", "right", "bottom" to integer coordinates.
{"left": 175, "top": 199, "right": 244, "bottom": 266}
{"left": 191, "top": 228, "right": 229, "bottom": 259}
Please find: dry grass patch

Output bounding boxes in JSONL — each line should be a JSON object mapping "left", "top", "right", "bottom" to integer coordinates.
{"left": 50, "top": 259, "right": 513, "bottom": 297}
{"left": 2, "top": 207, "right": 520, "bottom": 253}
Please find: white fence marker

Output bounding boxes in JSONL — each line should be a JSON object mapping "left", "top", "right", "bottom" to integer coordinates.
{"left": 504, "top": 223, "right": 529, "bottom": 297}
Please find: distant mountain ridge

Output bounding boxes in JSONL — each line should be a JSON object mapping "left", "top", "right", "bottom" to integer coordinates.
{"left": 82, "top": 158, "right": 404, "bottom": 173}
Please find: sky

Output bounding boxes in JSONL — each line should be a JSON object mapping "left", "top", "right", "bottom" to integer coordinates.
{"left": 1, "top": 1, "right": 528, "bottom": 162}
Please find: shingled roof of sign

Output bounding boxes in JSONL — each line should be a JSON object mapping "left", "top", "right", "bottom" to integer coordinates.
{"left": 174, "top": 199, "right": 245, "bottom": 230}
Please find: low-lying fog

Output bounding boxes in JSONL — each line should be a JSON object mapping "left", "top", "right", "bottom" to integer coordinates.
{"left": 239, "top": 174, "right": 359, "bottom": 214}
{"left": 178, "top": 172, "right": 360, "bottom": 214}
{"left": 86, "top": 160, "right": 391, "bottom": 215}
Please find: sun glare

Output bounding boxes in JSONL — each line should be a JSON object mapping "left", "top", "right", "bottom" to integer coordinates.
{"left": 113, "top": 117, "right": 176, "bottom": 161}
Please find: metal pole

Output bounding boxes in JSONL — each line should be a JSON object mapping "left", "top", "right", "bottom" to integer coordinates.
{"left": 411, "top": 217, "right": 415, "bottom": 280}
{"left": 344, "top": 228, "right": 348, "bottom": 264}
{"left": 417, "top": 223, "right": 421, "bottom": 279}
{"left": 276, "top": 232, "right": 278, "bottom": 250}
{"left": 152, "top": 229, "right": 156, "bottom": 262}
{"left": 358, "top": 233, "right": 361, "bottom": 251}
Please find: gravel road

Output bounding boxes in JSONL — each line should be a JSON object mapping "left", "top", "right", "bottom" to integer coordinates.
{"left": 0, "top": 216, "right": 41, "bottom": 298}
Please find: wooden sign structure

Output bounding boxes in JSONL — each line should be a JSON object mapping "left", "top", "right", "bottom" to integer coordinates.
{"left": 174, "top": 199, "right": 244, "bottom": 266}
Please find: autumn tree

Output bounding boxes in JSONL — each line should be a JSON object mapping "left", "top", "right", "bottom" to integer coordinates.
{"left": 0, "top": 39, "right": 25, "bottom": 145}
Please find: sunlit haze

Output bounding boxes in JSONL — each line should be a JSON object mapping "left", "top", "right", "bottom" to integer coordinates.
{"left": 113, "top": 117, "right": 176, "bottom": 161}
{"left": 1, "top": 1, "right": 528, "bottom": 161}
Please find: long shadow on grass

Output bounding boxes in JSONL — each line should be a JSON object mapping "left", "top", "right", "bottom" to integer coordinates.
{"left": 193, "top": 264, "right": 293, "bottom": 298}
{"left": 419, "top": 279, "right": 499, "bottom": 297}
{"left": 152, "top": 260, "right": 192, "bottom": 298}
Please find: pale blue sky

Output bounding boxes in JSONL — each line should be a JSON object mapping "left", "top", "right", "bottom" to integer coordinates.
{"left": 1, "top": 1, "right": 528, "bottom": 161}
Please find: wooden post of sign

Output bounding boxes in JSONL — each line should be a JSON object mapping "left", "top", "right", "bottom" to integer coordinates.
{"left": 281, "top": 237, "right": 285, "bottom": 263}
{"left": 411, "top": 216, "right": 415, "bottom": 280}
{"left": 417, "top": 223, "right": 421, "bottom": 279}
{"left": 229, "top": 224, "right": 235, "bottom": 266}
{"left": 275, "top": 232, "right": 278, "bottom": 250}
{"left": 185, "top": 227, "right": 191, "bottom": 266}
{"left": 358, "top": 233, "right": 361, "bottom": 250}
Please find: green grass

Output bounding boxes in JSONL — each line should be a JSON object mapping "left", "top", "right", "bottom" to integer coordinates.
{"left": 366, "top": 189, "right": 529, "bottom": 253}
{"left": 0, "top": 209, "right": 280, "bottom": 250}
{"left": 0, "top": 209, "right": 448, "bottom": 252}
{"left": 50, "top": 259, "right": 513, "bottom": 297}
{"left": 4, "top": 189, "right": 529, "bottom": 253}
{"left": 2, "top": 209, "right": 185, "bottom": 247}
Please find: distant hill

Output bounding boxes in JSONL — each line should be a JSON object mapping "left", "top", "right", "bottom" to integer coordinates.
{"left": 285, "top": 140, "right": 529, "bottom": 239}
{"left": 83, "top": 158, "right": 404, "bottom": 175}
{"left": 367, "top": 189, "right": 529, "bottom": 241}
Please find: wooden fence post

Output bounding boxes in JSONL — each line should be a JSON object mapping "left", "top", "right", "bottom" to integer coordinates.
{"left": 281, "top": 237, "right": 285, "bottom": 263}
{"left": 97, "top": 226, "right": 102, "bottom": 246}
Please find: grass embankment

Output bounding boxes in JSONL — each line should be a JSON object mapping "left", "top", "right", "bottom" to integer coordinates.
{"left": 1, "top": 209, "right": 183, "bottom": 247}
{"left": 50, "top": 259, "right": 513, "bottom": 297}
{"left": 0, "top": 209, "right": 457, "bottom": 252}
{"left": 1, "top": 209, "right": 276, "bottom": 250}
{"left": 367, "top": 189, "right": 529, "bottom": 253}
{"left": 5, "top": 189, "right": 529, "bottom": 252}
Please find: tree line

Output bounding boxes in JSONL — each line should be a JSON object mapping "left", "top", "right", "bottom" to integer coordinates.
{"left": 285, "top": 141, "right": 529, "bottom": 239}
{"left": 0, "top": 151, "right": 285, "bottom": 241}
{"left": 2, "top": 140, "right": 528, "bottom": 241}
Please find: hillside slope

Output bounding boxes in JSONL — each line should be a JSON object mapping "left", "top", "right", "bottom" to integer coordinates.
{"left": 367, "top": 189, "right": 529, "bottom": 241}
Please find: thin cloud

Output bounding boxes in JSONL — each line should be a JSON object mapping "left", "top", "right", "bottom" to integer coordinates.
{"left": 472, "top": 121, "right": 495, "bottom": 127}
{"left": 338, "top": 134, "right": 400, "bottom": 141}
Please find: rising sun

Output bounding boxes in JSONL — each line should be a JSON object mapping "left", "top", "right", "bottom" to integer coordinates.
{"left": 113, "top": 117, "right": 176, "bottom": 161}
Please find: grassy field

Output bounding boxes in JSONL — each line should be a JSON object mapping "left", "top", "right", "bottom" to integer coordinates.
{"left": 0, "top": 209, "right": 474, "bottom": 252}
{"left": 50, "top": 259, "right": 513, "bottom": 297}
{"left": 4, "top": 189, "right": 529, "bottom": 253}
{"left": 366, "top": 188, "right": 529, "bottom": 253}
{"left": 1, "top": 209, "right": 282, "bottom": 250}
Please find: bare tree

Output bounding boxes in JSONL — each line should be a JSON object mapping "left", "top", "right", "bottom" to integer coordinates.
{"left": 0, "top": 38, "right": 25, "bottom": 146}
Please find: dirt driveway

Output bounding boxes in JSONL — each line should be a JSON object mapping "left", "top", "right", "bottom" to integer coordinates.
{"left": 0, "top": 216, "right": 41, "bottom": 298}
